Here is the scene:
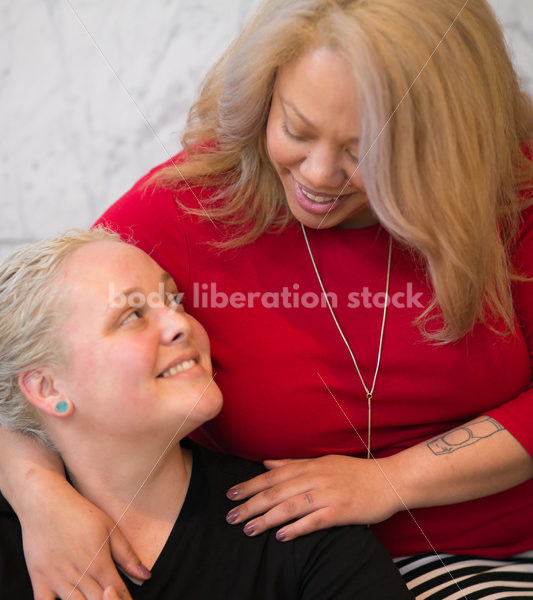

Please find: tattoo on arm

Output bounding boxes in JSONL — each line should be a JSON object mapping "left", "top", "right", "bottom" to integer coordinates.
{"left": 426, "top": 417, "right": 505, "bottom": 456}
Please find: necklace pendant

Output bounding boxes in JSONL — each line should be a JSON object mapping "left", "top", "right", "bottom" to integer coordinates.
{"left": 301, "top": 224, "right": 392, "bottom": 464}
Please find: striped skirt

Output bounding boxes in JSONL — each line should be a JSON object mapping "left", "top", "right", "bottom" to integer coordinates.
{"left": 395, "top": 551, "right": 533, "bottom": 599}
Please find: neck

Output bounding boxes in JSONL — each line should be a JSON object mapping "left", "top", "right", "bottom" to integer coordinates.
{"left": 59, "top": 434, "right": 192, "bottom": 568}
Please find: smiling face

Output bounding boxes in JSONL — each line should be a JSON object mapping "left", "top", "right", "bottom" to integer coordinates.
{"left": 54, "top": 241, "right": 222, "bottom": 441}
{"left": 266, "top": 46, "right": 377, "bottom": 230}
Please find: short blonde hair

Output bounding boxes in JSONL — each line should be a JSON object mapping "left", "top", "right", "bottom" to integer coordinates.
{"left": 0, "top": 228, "right": 120, "bottom": 447}
{"left": 157, "top": 0, "right": 533, "bottom": 343}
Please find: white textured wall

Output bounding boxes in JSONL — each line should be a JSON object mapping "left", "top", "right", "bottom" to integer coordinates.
{"left": 1, "top": 0, "right": 532, "bottom": 261}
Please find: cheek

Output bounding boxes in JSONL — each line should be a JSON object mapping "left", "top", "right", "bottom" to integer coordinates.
{"left": 350, "top": 171, "right": 366, "bottom": 193}
{"left": 69, "top": 338, "right": 151, "bottom": 393}
{"left": 64, "top": 339, "right": 101, "bottom": 384}
{"left": 111, "top": 341, "right": 154, "bottom": 383}
{"left": 189, "top": 319, "right": 211, "bottom": 361}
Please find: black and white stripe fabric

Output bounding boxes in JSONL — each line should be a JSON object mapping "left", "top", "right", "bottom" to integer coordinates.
{"left": 395, "top": 551, "right": 533, "bottom": 599}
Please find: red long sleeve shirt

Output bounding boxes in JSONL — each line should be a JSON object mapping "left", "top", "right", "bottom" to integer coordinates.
{"left": 96, "top": 156, "right": 533, "bottom": 558}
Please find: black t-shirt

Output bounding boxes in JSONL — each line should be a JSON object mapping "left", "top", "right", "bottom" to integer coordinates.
{"left": 0, "top": 441, "right": 412, "bottom": 599}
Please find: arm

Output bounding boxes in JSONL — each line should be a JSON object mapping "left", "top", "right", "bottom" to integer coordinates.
{"left": 227, "top": 417, "right": 533, "bottom": 539}
{"left": 224, "top": 416, "right": 532, "bottom": 541}
{"left": 0, "top": 426, "right": 147, "bottom": 600}
{"left": 389, "top": 416, "right": 532, "bottom": 509}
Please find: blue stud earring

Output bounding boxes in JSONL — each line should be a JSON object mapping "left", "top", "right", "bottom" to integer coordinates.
{"left": 55, "top": 400, "right": 69, "bottom": 414}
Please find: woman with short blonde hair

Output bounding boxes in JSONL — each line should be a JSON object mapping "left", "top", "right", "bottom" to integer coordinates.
{"left": 0, "top": 230, "right": 412, "bottom": 599}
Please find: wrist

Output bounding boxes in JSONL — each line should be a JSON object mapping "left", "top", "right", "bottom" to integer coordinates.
{"left": 379, "top": 452, "right": 418, "bottom": 514}
{"left": 6, "top": 458, "right": 66, "bottom": 519}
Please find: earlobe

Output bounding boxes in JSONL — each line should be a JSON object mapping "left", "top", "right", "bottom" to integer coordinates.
{"left": 55, "top": 400, "right": 71, "bottom": 415}
{"left": 18, "top": 370, "right": 74, "bottom": 418}
{"left": 54, "top": 399, "right": 71, "bottom": 415}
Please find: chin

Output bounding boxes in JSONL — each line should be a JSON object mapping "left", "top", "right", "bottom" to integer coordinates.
{"left": 195, "top": 387, "right": 224, "bottom": 427}
{"left": 209, "top": 390, "right": 224, "bottom": 419}
{"left": 286, "top": 202, "right": 336, "bottom": 229}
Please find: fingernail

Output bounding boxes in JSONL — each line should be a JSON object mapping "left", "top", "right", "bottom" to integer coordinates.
{"left": 137, "top": 562, "right": 152, "bottom": 579}
{"left": 276, "top": 529, "right": 287, "bottom": 542}
{"left": 227, "top": 487, "right": 240, "bottom": 499}
{"left": 226, "top": 509, "right": 239, "bottom": 524}
{"left": 243, "top": 521, "right": 256, "bottom": 536}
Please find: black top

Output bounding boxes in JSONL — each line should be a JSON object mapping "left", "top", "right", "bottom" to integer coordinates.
{"left": 0, "top": 441, "right": 412, "bottom": 599}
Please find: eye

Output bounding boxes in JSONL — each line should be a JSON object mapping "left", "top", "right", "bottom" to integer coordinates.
{"left": 345, "top": 148, "right": 359, "bottom": 164}
{"left": 281, "top": 122, "right": 306, "bottom": 141}
{"left": 167, "top": 291, "right": 184, "bottom": 311}
{"left": 121, "top": 309, "right": 143, "bottom": 326}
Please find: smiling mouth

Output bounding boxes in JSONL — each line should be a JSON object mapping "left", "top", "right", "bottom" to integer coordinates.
{"left": 296, "top": 181, "right": 350, "bottom": 204}
{"left": 158, "top": 359, "right": 198, "bottom": 378}
{"left": 300, "top": 188, "right": 337, "bottom": 204}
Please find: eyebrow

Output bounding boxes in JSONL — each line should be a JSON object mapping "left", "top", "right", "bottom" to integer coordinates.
{"left": 280, "top": 95, "right": 360, "bottom": 145}
{"left": 107, "top": 271, "right": 173, "bottom": 310}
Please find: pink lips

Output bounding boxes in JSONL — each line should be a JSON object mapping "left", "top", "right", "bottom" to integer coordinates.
{"left": 292, "top": 179, "right": 347, "bottom": 215}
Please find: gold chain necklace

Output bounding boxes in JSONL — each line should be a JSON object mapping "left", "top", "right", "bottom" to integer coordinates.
{"left": 301, "top": 223, "right": 392, "bottom": 459}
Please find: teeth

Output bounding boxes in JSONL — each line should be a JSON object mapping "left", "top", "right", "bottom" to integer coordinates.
{"left": 161, "top": 359, "right": 197, "bottom": 378}
{"left": 300, "top": 186, "right": 337, "bottom": 204}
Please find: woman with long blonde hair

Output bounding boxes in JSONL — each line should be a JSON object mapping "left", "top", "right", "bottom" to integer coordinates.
{"left": 1, "top": 1, "right": 533, "bottom": 598}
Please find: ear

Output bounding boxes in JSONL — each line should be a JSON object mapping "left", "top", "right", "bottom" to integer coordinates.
{"left": 18, "top": 369, "right": 74, "bottom": 418}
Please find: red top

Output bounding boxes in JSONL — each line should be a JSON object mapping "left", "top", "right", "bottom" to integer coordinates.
{"left": 96, "top": 155, "right": 533, "bottom": 558}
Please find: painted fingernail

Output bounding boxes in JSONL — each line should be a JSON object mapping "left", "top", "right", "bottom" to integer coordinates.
{"left": 243, "top": 521, "right": 256, "bottom": 536}
{"left": 226, "top": 509, "right": 239, "bottom": 524}
{"left": 276, "top": 529, "right": 287, "bottom": 542}
{"left": 137, "top": 562, "right": 152, "bottom": 579}
{"left": 227, "top": 486, "right": 240, "bottom": 499}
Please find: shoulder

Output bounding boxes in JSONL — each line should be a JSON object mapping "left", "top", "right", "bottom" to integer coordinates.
{"left": 95, "top": 148, "right": 224, "bottom": 235}
{"left": 95, "top": 152, "right": 187, "bottom": 238}
{"left": 182, "top": 442, "right": 412, "bottom": 598}
{"left": 291, "top": 524, "right": 413, "bottom": 599}
{"left": 93, "top": 151, "right": 222, "bottom": 283}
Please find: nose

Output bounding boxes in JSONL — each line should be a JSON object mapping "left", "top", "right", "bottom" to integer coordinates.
{"left": 299, "top": 144, "right": 347, "bottom": 190}
{"left": 158, "top": 306, "right": 191, "bottom": 345}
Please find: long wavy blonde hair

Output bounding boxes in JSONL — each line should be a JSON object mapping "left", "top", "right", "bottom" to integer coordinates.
{"left": 156, "top": 0, "right": 533, "bottom": 343}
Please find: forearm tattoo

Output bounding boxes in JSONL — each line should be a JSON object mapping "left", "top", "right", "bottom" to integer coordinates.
{"left": 427, "top": 417, "right": 505, "bottom": 455}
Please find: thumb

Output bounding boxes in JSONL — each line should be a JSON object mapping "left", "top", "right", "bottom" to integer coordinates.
{"left": 109, "top": 527, "right": 151, "bottom": 581}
